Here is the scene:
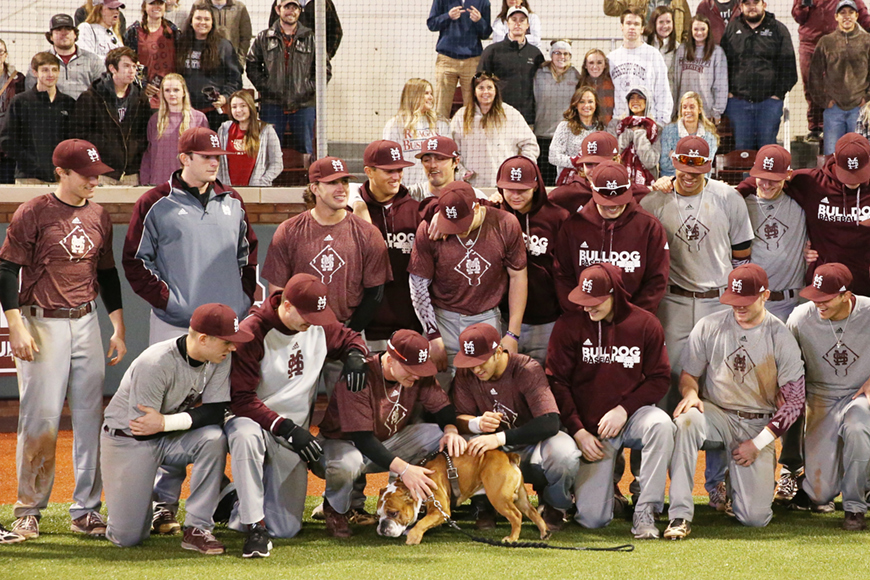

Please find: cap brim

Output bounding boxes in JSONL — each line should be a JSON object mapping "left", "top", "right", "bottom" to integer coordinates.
{"left": 371, "top": 160, "right": 415, "bottom": 170}
{"left": 414, "top": 151, "right": 453, "bottom": 159}
{"left": 396, "top": 358, "right": 438, "bottom": 377}
{"left": 576, "top": 155, "right": 609, "bottom": 165}
{"left": 567, "top": 287, "right": 611, "bottom": 306}
{"left": 453, "top": 351, "right": 495, "bottom": 368}
{"left": 591, "top": 189, "right": 633, "bottom": 207}
{"left": 317, "top": 171, "right": 354, "bottom": 182}
{"left": 213, "top": 327, "right": 255, "bottom": 343}
{"left": 298, "top": 306, "right": 339, "bottom": 326}
{"left": 749, "top": 168, "right": 788, "bottom": 181}
{"left": 496, "top": 179, "right": 536, "bottom": 189}
{"left": 672, "top": 159, "right": 711, "bottom": 174}
{"left": 437, "top": 212, "right": 474, "bottom": 234}
{"left": 76, "top": 161, "right": 114, "bottom": 177}
{"left": 190, "top": 148, "right": 232, "bottom": 156}
{"left": 834, "top": 163, "right": 870, "bottom": 184}
{"left": 799, "top": 286, "right": 841, "bottom": 302}
{"left": 719, "top": 290, "right": 761, "bottom": 307}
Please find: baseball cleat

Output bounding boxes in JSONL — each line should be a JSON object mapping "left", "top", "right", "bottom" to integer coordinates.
{"left": 11, "top": 516, "right": 39, "bottom": 539}
{"left": 0, "top": 523, "right": 25, "bottom": 544}
{"left": 181, "top": 527, "right": 225, "bottom": 555}
{"left": 774, "top": 469, "right": 801, "bottom": 504}
{"left": 153, "top": 507, "right": 181, "bottom": 535}
{"left": 71, "top": 512, "right": 107, "bottom": 536}
{"left": 663, "top": 518, "right": 691, "bottom": 540}
{"left": 347, "top": 508, "right": 378, "bottom": 526}
{"left": 843, "top": 511, "right": 867, "bottom": 531}
{"left": 311, "top": 502, "right": 325, "bottom": 520}
{"left": 242, "top": 523, "right": 272, "bottom": 558}
{"left": 631, "top": 509, "right": 659, "bottom": 539}
{"left": 708, "top": 482, "right": 728, "bottom": 512}
{"left": 323, "top": 503, "right": 352, "bottom": 538}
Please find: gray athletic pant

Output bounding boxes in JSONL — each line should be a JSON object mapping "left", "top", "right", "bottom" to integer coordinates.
{"left": 802, "top": 393, "right": 870, "bottom": 514}
{"left": 225, "top": 416, "right": 309, "bottom": 538}
{"left": 434, "top": 307, "right": 501, "bottom": 392}
{"left": 767, "top": 294, "right": 804, "bottom": 475}
{"left": 573, "top": 406, "right": 675, "bottom": 528}
{"left": 15, "top": 307, "right": 103, "bottom": 520}
{"left": 669, "top": 404, "right": 775, "bottom": 527}
{"left": 515, "top": 320, "right": 556, "bottom": 369}
{"left": 505, "top": 431, "right": 581, "bottom": 511}
{"left": 101, "top": 425, "right": 226, "bottom": 547}
{"left": 319, "top": 423, "right": 444, "bottom": 514}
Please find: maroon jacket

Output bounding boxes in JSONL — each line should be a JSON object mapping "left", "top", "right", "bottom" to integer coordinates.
{"left": 229, "top": 291, "right": 367, "bottom": 432}
{"left": 552, "top": 198, "right": 669, "bottom": 315}
{"left": 546, "top": 263, "right": 670, "bottom": 437}
{"left": 548, "top": 177, "right": 649, "bottom": 215}
{"left": 497, "top": 162, "right": 570, "bottom": 325}
{"left": 696, "top": 0, "right": 742, "bottom": 45}
{"left": 359, "top": 182, "right": 423, "bottom": 340}
{"left": 783, "top": 157, "right": 870, "bottom": 296}
{"left": 792, "top": 0, "right": 870, "bottom": 45}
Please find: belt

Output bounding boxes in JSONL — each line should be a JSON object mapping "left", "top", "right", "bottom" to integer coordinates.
{"left": 103, "top": 425, "right": 135, "bottom": 438}
{"left": 727, "top": 409, "right": 772, "bottom": 421}
{"left": 768, "top": 289, "right": 799, "bottom": 302}
{"left": 27, "top": 302, "right": 94, "bottom": 319}
{"left": 669, "top": 285, "right": 722, "bottom": 299}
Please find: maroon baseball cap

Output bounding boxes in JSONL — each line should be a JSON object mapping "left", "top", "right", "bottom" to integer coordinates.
{"left": 800, "top": 263, "right": 853, "bottom": 302}
{"left": 671, "top": 136, "right": 712, "bottom": 174}
{"left": 833, "top": 133, "right": 870, "bottom": 183}
{"left": 415, "top": 135, "right": 460, "bottom": 160}
{"left": 437, "top": 182, "right": 477, "bottom": 234}
{"left": 309, "top": 156, "right": 353, "bottom": 183}
{"left": 577, "top": 132, "right": 619, "bottom": 164}
{"left": 190, "top": 303, "right": 254, "bottom": 343}
{"left": 387, "top": 329, "right": 437, "bottom": 377}
{"left": 95, "top": 0, "right": 126, "bottom": 8}
{"left": 568, "top": 265, "right": 614, "bottom": 306}
{"left": 363, "top": 140, "right": 414, "bottom": 170}
{"left": 453, "top": 323, "right": 502, "bottom": 368}
{"left": 52, "top": 139, "right": 113, "bottom": 176}
{"left": 496, "top": 156, "right": 538, "bottom": 189}
{"left": 750, "top": 144, "right": 791, "bottom": 181}
{"left": 589, "top": 161, "right": 632, "bottom": 206}
{"left": 178, "top": 127, "right": 230, "bottom": 155}
{"left": 720, "top": 264, "right": 769, "bottom": 307}
{"left": 282, "top": 273, "right": 338, "bottom": 326}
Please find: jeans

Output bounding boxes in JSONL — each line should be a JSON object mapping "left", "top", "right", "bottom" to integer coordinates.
{"left": 724, "top": 97, "right": 784, "bottom": 150}
{"left": 823, "top": 104, "right": 861, "bottom": 155}
{"left": 260, "top": 104, "right": 315, "bottom": 154}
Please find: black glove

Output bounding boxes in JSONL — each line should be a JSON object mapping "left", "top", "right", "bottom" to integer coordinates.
{"left": 343, "top": 349, "right": 367, "bottom": 392}
{"left": 275, "top": 419, "right": 323, "bottom": 463}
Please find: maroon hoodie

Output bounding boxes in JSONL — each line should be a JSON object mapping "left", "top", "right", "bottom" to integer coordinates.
{"left": 546, "top": 263, "right": 670, "bottom": 437}
{"left": 783, "top": 157, "right": 870, "bottom": 296}
{"left": 696, "top": 0, "right": 742, "bottom": 45}
{"left": 548, "top": 176, "right": 649, "bottom": 215}
{"left": 359, "top": 182, "right": 423, "bottom": 340}
{"left": 497, "top": 162, "right": 570, "bottom": 325}
{"left": 792, "top": 0, "right": 870, "bottom": 45}
{"left": 552, "top": 198, "right": 669, "bottom": 315}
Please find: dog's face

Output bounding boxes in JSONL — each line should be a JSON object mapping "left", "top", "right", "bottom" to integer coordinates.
{"left": 376, "top": 482, "right": 423, "bottom": 538}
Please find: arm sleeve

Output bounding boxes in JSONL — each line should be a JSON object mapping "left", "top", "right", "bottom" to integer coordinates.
{"left": 410, "top": 273, "right": 441, "bottom": 340}
{"left": 775, "top": 24, "right": 798, "bottom": 99}
{"left": 219, "top": 40, "right": 243, "bottom": 97}
{"left": 246, "top": 36, "right": 267, "bottom": 92}
{"left": 235, "top": 195, "right": 258, "bottom": 304}
{"left": 552, "top": 226, "right": 579, "bottom": 313}
{"left": 238, "top": 6, "right": 253, "bottom": 60}
{"left": 791, "top": 0, "right": 810, "bottom": 25}
{"left": 229, "top": 328, "right": 283, "bottom": 431}
{"left": 727, "top": 190, "right": 755, "bottom": 246}
{"left": 858, "top": 0, "right": 870, "bottom": 32}
{"left": 432, "top": 404, "right": 458, "bottom": 430}
{"left": 548, "top": 123, "right": 575, "bottom": 170}
{"left": 96, "top": 267, "right": 123, "bottom": 314}
{"left": 545, "top": 317, "right": 584, "bottom": 435}
{"left": 348, "top": 431, "right": 397, "bottom": 470}
{"left": 503, "top": 412, "right": 560, "bottom": 446}
{"left": 527, "top": 13, "right": 541, "bottom": 47}
{"left": 474, "top": 1, "right": 492, "bottom": 38}
{"left": 187, "top": 402, "right": 229, "bottom": 429}
{"left": 633, "top": 125, "right": 663, "bottom": 170}
{"left": 252, "top": 125, "right": 283, "bottom": 186}
{"left": 712, "top": 47, "right": 729, "bottom": 118}
{"left": 77, "top": 24, "right": 98, "bottom": 54}
{"left": 347, "top": 284, "right": 384, "bottom": 332}
{"left": 326, "top": 0, "right": 343, "bottom": 58}
{"left": 427, "top": 0, "right": 452, "bottom": 32}
{"left": 0, "top": 261, "right": 21, "bottom": 311}
{"left": 807, "top": 43, "right": 827, "bottom": 108}
{"left": 631, "top": 221, "right": 669, "bottom": 314}
{"left": 658, "top": 125, "right": 677, "bottom": 177}
{"left": 323, "top": 322, "right": 368, "bottom": 360}
{"left": 767, "top": 377, "right": 805, "bottom": 438}
{"left": 122, "top": 192, "right": 171, "bottom": 310}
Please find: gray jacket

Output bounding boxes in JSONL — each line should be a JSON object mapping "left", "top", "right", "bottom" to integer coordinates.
{"left": 25, "top": 47, "right": 103, "bottom": 100}
{"left": 216, "top": 120, "right": 283, "bottom": 186}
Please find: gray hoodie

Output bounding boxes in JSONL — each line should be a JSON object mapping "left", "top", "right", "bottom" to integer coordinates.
{"left": 673, "top": 43, "right": 729, "bottom": 119}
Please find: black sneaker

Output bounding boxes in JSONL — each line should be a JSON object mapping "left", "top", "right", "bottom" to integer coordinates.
{"left": 843, "top": 511, "right": 867, "bottom": 531}
{"left": 243, "top": 523, "right": 272, "bottom": 558}
{"left": 213, "top": 488, "right": 238, "bottom": 525}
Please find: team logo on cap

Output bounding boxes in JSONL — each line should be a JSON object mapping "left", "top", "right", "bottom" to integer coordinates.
{"left": 581, "top": 278, "right": 593, "bottom": 293}
{"left": 813, "top": 274, "right": 824, "bottom": 288}
{"left": 463, "top": 341, "right": 475, "bottom": 355}
{"left": 732, "top": 279, "right": 743, "bottom": 293}
{"left": 210, "top": 135, "right": 220, "bottom": 148}
{"left": 233, "top": 318, "right": 240, "bottom": 332}
{"left": 688, "top": 149, "right": 700, "bottom": 156}
{"left": 390, "top": 147, "right": 401, "bottom": 161}
{"left": 762, "top": 157, "right": 774, "bottom": 171}
{"left": 606, "top": 180, "right": 618, "bottom": 189}
{"left": 418, "top": 349, "right": 429, "bottom": 363}
{"left": 427, "top": 139, "right": 438, "bottom": 151}
{"left": 848, "top": 157, "right": 860, "bottom": 170}
{"left": 317, "top": 296, "right": 327, "bottom": 311}
{"left": 510, "top": 167, "right": 522, "bottom": 181}
{"left": 586, "top": 142, "right": 598, "bottom": 154}
{"left": 445, "top": 206, "right": 458, "bottom": 219}
{"left": 331, "top": 159, "right": 344, "bottom": 172}
{"left": 87, "top": 148, "right": 100, "bottom": 163}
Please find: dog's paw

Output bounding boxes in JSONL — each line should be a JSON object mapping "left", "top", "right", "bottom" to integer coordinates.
{"left": 540, "top": 530, "right": 552, "bottom": 541}
{"left": 501, "top": 536, "right": 519, "bottom": 544}
{"left": 405, "top": 531, "right": 423, "bottom": 545}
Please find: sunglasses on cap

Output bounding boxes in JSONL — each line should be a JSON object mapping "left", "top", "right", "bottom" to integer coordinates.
{"left": 590, "top": 181, "right": 630, "bottom": 196}
{"left": 672, "top": 153, "right": 711, "bottom": 166}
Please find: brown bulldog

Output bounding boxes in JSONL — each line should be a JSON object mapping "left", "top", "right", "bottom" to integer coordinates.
{"left": 376, "top": 450, "right": 551, "bottom": 545}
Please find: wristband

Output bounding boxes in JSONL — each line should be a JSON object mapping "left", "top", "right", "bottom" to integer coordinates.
{"left": 398, "top": 463, "right": 410, "bottom": 479}
{"left": 468, "top": 417, "right": 483, "bottom": 434}
{"left": 505, "top": 330, "right": 520, "bottom": 341}
{"left": 163, "top": 412, "right": 193, "bottom": 432}
{"left": 495, "top": 431, "right": 506, "bottom": 446}
{"left": 752, "top": 428, "right": 775, "bottom": 451}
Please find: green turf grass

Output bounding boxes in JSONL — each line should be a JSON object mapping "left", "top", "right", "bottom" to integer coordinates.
{"left": 2, "top": 498, "right": 869, "bottom": 580}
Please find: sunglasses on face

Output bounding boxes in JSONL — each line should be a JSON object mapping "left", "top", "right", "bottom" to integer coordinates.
{"left": 672, "top": 154, "right": 711, "bottom": 166}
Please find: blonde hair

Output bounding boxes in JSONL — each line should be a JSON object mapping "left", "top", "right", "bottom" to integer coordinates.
{"left": 229, "top": 90, "right": 266, "bottom": 158}
{"left": 679, "top": 91, "right": 719, "bottom": 145}
{"left": 462, "top": 73, "right": 506, "bottom": 135}
{"left": 85, "top": 4, "right": 124, "bottom": 41}
{"left": 157, "top": 73, "right": 193, "bottom": 139}
{"left": 395, "top": 78, "right": 442, "bottom": 137}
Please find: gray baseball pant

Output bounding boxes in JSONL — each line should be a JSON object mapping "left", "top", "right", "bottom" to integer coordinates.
{"left": 435, "top": 307, "right": 501, "bottom": 392}
{"left": 511, "top": 320, "right": 556, "bottom": 369}
{"left": 505, "top": 431, "right": 580, "bottom": 511}
{"left": 669, "top": 404, "right": 775, "bottom": 527}
{"left": 101, "top": 425, "right": 226, "bottom": 547}
{"left": 573, "top": 406, "right": 675, "bottom": 528}
{"left": 14, "top": 307, "right": 103, "bottom": 520}
{"left": 802, "top": 393, "right": 870, "bottom": 514}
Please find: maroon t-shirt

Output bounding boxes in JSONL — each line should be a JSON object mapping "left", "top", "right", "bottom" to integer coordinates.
{"left": 262, "top": 211, "right": 392, "bottom": 322}
{"left": 226, "top": 123, "right": 255, "bottom": 186}
{"left": 319, "top": 353, "right": 450, "bottom": 442}
{"left": 451, "top": 353, "right": 559, "bottom": 429}
{"left": 408, "top": 208, "right": 527, "bottom": 315}
{"left": 0, "top": 194, "right": 114, "bottom": 309}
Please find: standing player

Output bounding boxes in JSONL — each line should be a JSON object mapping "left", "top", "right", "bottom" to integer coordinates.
{"left": 787, "top": 263, "right": 870, "bottom": 530}
{"left": 226, "top": 274, "right": 368, "bottom": 556}
{"left": 0, "top": 140, "right": 126, "bottom": 539}
{"left": 666, "top": 264, "right": 805, "bottom": 539}
{"left": 548, "top": 131, "right": 621, "bottom": 215}
{"left": 452, "top": 322, "right": 579, "bottom": 531}
{"left": 101, "top": 303, "right": 253, "bottom": 553}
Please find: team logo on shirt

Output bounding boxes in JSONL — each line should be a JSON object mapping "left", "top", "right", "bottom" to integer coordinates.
{"left": 675, "top": 215, "right": 709, "bottom": 253}
{"left": 232, "top": 138, "right": 245, "bottom": 151}
{"left": 385, "top": 401, "right": 408, "bottom": 437}
{"left": 823, "top": 342, "right": 859, "bottom": 377}
{"left": 386, "top": 232, "right": 415, "bottom": 254}
{"left": 522, "top": 233, "right": 549, "bottom": 257}
{"left": 310, "top": 244, "right": 346, "bottom": 284}
{"left": 755, "top": 211, "right": 789, "bottom": 250}
{"left": 59, "top": 225, "right": 95, "bottom": 261}
{"left": 287, "top": 351, "right": 305, "bottom": 378}
{"left": 581, "top": 341, "right": 641, "bottom": 368}
{"left": 492, "top": 401, "right": 518, "bottom": 429}
{"left": 726, "top": 344, "right": 756, "bottom": 384}
{"left": 455, "top": 250, "right": 491, "bottom": 285}
{"left": 578, "top": 247, "right": 642, "bottom": 272}
{"left": 817, "top": 200, "right": 870, "bottom": 223}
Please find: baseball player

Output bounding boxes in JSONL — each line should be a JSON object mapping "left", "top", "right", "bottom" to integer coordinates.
{"left": 787, "top": 263, "right": 870, "bottom": 530}
{"left": 408, "top": 181, "right": 528, "bottom": 386}
{"left": 101, "top": 303, "right": 253, "bottom": 553}
{"left": 0, "top": 139, "right": 126, "bottom": 540}
{"left": 226, "top": 274, "right": 369, "bottom": 556}
{"left": 666, "top": 264, "right": 805, "bottom": 539}
{"left": 640, "top": 135, "right": 753, "bottom": 510}
{"left": 452, "top": 322, "right": 579, "bottom": 531}
{"left": 546, "top": 263, "right": 673, "bottom": 539}
{"left": 493, "top": 156, "right": 569, "bottom": 365}
{"left": 318, "top": 329, "right": 466, "bottom": 537}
